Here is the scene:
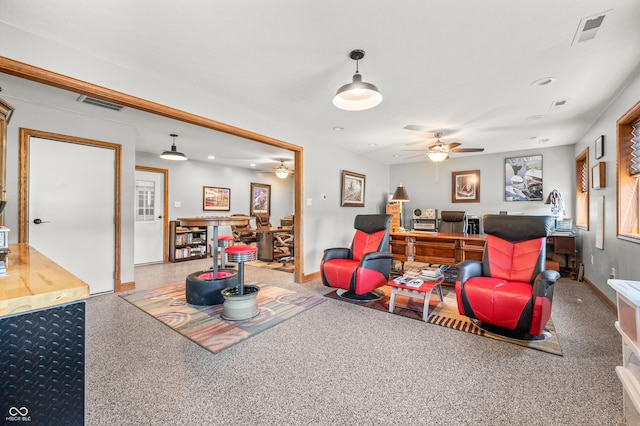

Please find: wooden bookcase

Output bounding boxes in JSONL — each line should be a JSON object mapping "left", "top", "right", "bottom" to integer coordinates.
{"left": 169, "top": 220, "right": 208, "bottom": 262}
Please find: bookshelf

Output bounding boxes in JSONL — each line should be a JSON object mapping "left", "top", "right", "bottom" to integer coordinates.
{"left": 169, "top": 220, "right": 208, "bottom": 262}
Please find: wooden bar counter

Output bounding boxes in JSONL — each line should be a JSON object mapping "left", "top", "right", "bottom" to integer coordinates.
{"left": 1, "top": 243, "right": 88, "bottom": 424}
{"left": 0, "top": 243, "right": 89, "bottom": 317}
{"left": 389, "top": 231, "right": 486, "bottom": 266}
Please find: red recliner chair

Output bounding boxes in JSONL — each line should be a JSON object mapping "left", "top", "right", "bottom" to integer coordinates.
{"left": 456, "top": 214, "right": 560, "bottom": 339}
{"left": 321, "top": 214, "right": 393, "bottom": 300}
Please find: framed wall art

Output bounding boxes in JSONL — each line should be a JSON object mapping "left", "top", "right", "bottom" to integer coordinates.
{"left": 592, "top": 161, "right": 606, "bottom": 189}
{"left": 451, "top": 170, "right": 480, "bottom": 203}
{"left": 250, "top": 182, "right": 271, "bottom": 215}
{"left": 203, "top": 186, "right": 230, "bottom": 211}
{"left": 595, "top": 135, "right": 604, "bottom": 159}
{"left": 504, "top": 155, "right": 543, "bottom": 201}
{"left": 341, "top": 170, "right": 365, "bottom": 207}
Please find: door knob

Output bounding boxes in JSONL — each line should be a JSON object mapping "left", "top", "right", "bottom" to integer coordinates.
{"left": 33, "top": 218, "right": 50, "bottom": 224}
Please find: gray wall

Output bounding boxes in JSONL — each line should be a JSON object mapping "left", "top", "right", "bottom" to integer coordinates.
{"left": 390, "top": 144, "right": 575, "bottom": 229}
{"left": 135, "top": 151, "right": 295, "bottom": 236}
{"left": 572, "top": 68, "right": 640, "bottom": 301}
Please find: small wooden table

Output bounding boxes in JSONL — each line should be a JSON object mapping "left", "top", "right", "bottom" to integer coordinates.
{"left": 388, "top": 276, "right": 445, "bottom": 321}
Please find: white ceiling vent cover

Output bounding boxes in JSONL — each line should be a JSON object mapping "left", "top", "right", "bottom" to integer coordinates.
{"left": 572, "top": 11, "right": 610, "bottom": 46}
{"left": 550, "top": 99, "right": 569, "bottom": 111}
{"left": 76, "top": 95, "right": 124, "bottom": 111}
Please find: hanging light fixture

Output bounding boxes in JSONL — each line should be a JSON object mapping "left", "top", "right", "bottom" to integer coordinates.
{"left": 160, "top": 133, "right": 187, "bottom": 161}
{"left": 275, "top": 160, "right": 289, "bottom": 179}
{"left": 333, "top": 49, "right": 382, "bottom": 111}
{"left": 428, "top": 152, "right": 449, "bottom": 162}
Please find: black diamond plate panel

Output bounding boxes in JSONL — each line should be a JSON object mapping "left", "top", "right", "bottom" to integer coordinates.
{"left": 0, "top": 301, "right": 85, "bottom": 426}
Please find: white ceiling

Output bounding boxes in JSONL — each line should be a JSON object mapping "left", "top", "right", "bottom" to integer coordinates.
{"left": 1, "top": 0, "right": 639, "bottom": 170}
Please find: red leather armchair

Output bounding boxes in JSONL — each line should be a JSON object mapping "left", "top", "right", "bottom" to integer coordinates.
{"left": 321, "top": 214, "right": 393, "bottom": 300}
{"left": 456, "top": 214, "right": 560, "bottom": 339}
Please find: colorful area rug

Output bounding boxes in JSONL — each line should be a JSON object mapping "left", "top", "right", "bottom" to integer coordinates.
{"left": 247, "top": 259, "right": 294, "bottom": 273}
{"left": 325, "top": 285, "right": 562, "bottom": 356}
{"left": 121, "top": 284, "right": 324, "bottom": 354}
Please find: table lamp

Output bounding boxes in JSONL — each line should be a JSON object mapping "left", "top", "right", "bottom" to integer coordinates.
{"left": 391, "top": 184, "right": 410, "bottom": 229}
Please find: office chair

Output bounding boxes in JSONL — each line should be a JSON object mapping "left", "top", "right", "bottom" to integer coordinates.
{"left": 439, "top": 211, "right": 468, "bottom": 233}
{"left": 255, "top": 213, "right": 272, "bottom": 228}
{"left": 230, "top": 213, "right": 257, "bottom": 244}
{"left": 274, "top": 230, "right": 294, "bottom": 265}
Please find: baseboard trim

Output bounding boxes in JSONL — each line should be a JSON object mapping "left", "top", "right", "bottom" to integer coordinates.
{"left": 116, "top": 281, "right": 135, "bottom": 292}
{"left": 582, "top": 275, "right": 616, "bottom": 314}
{"left": 302, "top": 271, "right": 320, "bottom": 282}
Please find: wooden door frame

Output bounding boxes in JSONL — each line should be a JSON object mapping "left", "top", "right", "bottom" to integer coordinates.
{"left": 0, "top": 56, "right": 306, "bottom": 283}
{"left": 18, "top": 128, "right": 123, "bottom": 291}
{"left": 135, "top": 165, "right": 169, "bottom": 262}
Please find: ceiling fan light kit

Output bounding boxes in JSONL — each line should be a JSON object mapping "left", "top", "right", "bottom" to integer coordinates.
{"left": 428, "top": 152, "right": 449, "bottom": 163}
{"left": 160, "top": 133, "right": 188, "bottom": 161}
{"left": 275, "top": 160, "right": 289, "bottom": 179}
{"left": 333, "top": 49, "right": 382, "bottom": 111}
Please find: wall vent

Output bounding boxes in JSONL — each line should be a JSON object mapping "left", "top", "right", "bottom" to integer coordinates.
{"left": 572, "top": 11, "right": 610, "bottom": 46}
{"left": 76, "top": 95, "right": 124, "bottom": 111}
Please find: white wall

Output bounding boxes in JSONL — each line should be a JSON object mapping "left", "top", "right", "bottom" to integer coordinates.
{"left": 572, "top": 67, "right": 640, "bottom": 301}
{"left": 390, "top": 144, "right": 575, "bottom": 229}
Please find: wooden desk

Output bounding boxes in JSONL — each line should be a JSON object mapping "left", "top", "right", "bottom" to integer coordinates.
{"left": 547, "top": 233, "right": 577, "bottom": 278}
{"left": 256, "top": 227, "right": 292, "bottom": 262}
{"left": 389, "top": 231, "right": 486, "bottom": 266}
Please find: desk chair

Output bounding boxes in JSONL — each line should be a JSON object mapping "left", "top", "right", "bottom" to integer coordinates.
{"left": 274, "top": 231, "right": 294, "bottom": 265}
{"left": 231, "top": 213, "right": 257, "bottom": 244}
{"left": 439, "top": 211, "right": 468, "bottom": 233}
{"left": 255, "top": 212, "right": 272, "bottom": 228}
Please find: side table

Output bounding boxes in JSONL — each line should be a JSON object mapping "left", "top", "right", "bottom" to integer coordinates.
{"left": 388, "top": 276, "right": 445, "bottom": 321}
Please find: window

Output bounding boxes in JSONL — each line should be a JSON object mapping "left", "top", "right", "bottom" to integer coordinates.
{"left": 617, "top": 101, "right": 640, "bottom": 242}
{"left": 575, "top": 147, "right": 589, "bottom": 230}
{"left": 136, "top": 179, "right": 155, "bottom": 222}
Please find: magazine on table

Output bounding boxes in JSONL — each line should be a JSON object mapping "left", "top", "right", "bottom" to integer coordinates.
{"left": 393, "top": 276, "right": 424, "bottom": 288}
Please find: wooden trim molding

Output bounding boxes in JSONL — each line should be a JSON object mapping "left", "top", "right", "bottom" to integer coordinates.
{"left": 135, "top": 165, "right": 169, "bottom": 262}
{"left": 582, "top": 276, "right": 616, "bottom": 314}
{"left": 0, "top": 56, "right": 305, "bottom": 282}
{"left": 0, "top": 97, "right": 15, "bottom": 207}
{"left": 18, "top": 128, "right": 123, "bottom": 291}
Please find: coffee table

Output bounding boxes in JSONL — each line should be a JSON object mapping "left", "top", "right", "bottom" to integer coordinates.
{"left": 388, "top": 276, "right": 445, "bottom": 321}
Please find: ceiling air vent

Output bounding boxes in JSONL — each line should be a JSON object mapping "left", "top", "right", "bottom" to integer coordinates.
{"left": 550, "top": 99, "right": 569, "bottom": 111}
{"left": 76, "top": 95, "right": 124, "bottom": 111}
{"left": 572, "top": 11, "right": 610, "bottom": 46}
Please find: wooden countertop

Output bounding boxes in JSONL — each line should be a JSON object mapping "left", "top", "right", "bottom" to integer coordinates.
{"left": 0, "top": 243, "right": 89, "bottom": 317}
{"left": 177, "top": 215, "right": 250, "bottom": 227}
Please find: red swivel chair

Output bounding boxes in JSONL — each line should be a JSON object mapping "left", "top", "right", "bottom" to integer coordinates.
{"left": 456, "top": 214, "right": 560, "bottom": 339}
{"left": 321, "top": 214, "right": 393, "bottom": 300}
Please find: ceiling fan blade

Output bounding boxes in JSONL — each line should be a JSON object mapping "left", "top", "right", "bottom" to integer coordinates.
{"left": 450, "top": 147, "right": 485, "bottom": 153}
{"left": 443, "top": 142, "right": 461, "bottom": 150}
{"left": 403, "top": 149, "right": 431, "bottom": 152}
{"left": 403, "top": 124, "right": 435, "bottom": 133}
{"left": 404, "top": 153, "right": 426, "bottom": 160}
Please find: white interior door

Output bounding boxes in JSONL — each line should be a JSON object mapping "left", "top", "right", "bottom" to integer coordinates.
{"left": 134, "top": 169, "right": 165, "bottom": 264}
{"left": 28, "top": 136, "right": 115, "bottom": 295}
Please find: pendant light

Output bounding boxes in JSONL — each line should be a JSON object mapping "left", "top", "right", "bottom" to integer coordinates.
{"left": 160, "top": 133, "right": 187, "bottom": 161}
{"left": 275, "top": 160, "right": 289, "bottom": 179}
{"left": 333, "top": 49, "right": 382, "bottom": 111}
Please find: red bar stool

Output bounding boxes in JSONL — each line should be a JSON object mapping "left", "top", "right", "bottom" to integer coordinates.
{"left": 213, "top": 235, "right": 235, "bottom": 268}
{"left": 222, "top": 245, "right": 259, "bottom": 320}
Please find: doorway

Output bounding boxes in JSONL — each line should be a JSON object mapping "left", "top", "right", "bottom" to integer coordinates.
{"left": 19, "top": 128, "right": 122, "bottom": 294}
{"left": 134, "top": 166, "right": 168, "bottom": 264}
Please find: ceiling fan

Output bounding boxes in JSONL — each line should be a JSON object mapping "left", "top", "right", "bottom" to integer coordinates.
{"left": 403, "top": 132, "right": 485, "bottom": 162}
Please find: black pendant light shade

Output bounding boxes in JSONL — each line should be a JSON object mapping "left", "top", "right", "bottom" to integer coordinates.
{"left": 160, "top": 133, "right": 187, "bottom": 161}
{"left": 333, "top": 49, "right": 382, "bottom": 111}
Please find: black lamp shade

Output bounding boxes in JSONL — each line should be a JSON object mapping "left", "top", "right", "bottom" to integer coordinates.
{"left": 392, "top": 185, "right": 410, "bottom": 201}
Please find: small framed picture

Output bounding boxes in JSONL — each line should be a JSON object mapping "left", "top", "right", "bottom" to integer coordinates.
{"left": 250, "top": 182, "right": 271, "bottom": 215}
{"left": 451, "top": 170, "right": 480, "bottom": 203}
{"left": 595, "top": 135, "right": 604, "bottom": 159}
{"left": 203, "top": 186, "right": 230, "bottom": 211}
{"left": 341, "top": 170, "right": 366, "bottom": 207}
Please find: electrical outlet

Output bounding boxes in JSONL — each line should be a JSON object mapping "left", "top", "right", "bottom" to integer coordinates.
{"left": 174, "top": 201, "right": 181, "bottom": 208}
{"left": 609, "top": 267, "right": 616, "bottom": 279}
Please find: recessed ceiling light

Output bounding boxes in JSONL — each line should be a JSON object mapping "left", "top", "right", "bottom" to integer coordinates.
{"left": 539, "top": 138, "right": 551, "bottom": 144}
{"left": 392, "top": 154, "right": 401, "bottom": 158}
{"left": 368, "top": 143, "right": 377, "bottom": 147}
{"left": 526, "top": 115, "right": 545, "bottom": 121}
{"left": 208, "top": 155, "right": 215, "bottom": 159}
{"left": 250, "top": 163, "right": 256, "bottom": 167}
{"left": 333, "top": 126, "right": 344, "bottom": 131}
{"left": 531, "top": 77, "right": 556, "bottom": 87}
{"left": 527, "top": 136, "right": 538, "bottom": 140}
